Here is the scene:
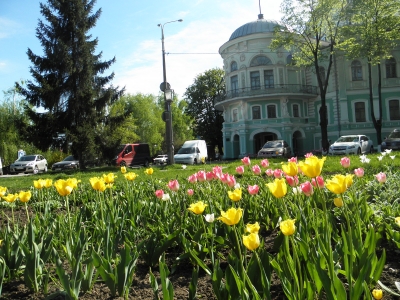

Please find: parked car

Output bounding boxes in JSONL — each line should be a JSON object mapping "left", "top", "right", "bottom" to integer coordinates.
{"left": 52, "top": 155, "right": 79, "bottom": 171}
{"left": 10, "top": 154, "right": 48, "bottom": 174}
{"left": 153, "top": 155, "right": 168, "bottom": 165}
{"left": 174, "top": 140, "right": 208, "bottom": 165}
{"left": 112, "top": 143, "right": 151, "bottom": 167}
{"left": 329, "top": 135, "right": 374, "bottom": 155}
{"left": 381, "top": 129, "right": 400, "bottom": 151}
{"left": 257, "top": 140, "right": 291, "bottom": 158}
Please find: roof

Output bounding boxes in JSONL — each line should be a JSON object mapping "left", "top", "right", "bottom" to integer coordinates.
{"left": 229, "top": 14, "right": 280, "bottom": 41}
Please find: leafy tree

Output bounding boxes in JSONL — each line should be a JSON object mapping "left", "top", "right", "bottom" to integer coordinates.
{"left": 271, "top": 0, "right": 347, "bottom": 152}
{"left": 184, "top": 68, "right": 225, "bottom": 157}
{"left": 339, "top": 0, "right": 400, "bottom": 145}
{"left": 171, "top": 98, "right": 195, "bottom": 149}
{"left": 17, "top": 0, "right": 123, "bottom": 168}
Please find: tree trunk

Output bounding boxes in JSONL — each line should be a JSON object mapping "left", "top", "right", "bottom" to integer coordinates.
{"left": 368, "top": 59, "right": 382, "bottom": 146}
{"left": 377, "top": 63, "right": 383, "bottom": 145}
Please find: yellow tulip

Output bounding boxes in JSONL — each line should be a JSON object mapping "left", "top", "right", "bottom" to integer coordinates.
{"left": 266, "top": 178, "right": 287, "bottom": 198}
{"left": 372, "top": 289, "right": 383, "bottom": 300}
{"left": 282, "top": 161, "right": 298, "bottom": 176}
{"left": 280, "top": 219, "right": 296, "bottom": 236}
{"left": 243, "top": 233, "right": 260, "bottom": 251}
{"left": 89, "top": 177, "right": 107, "bottom": 192}
{"left": 298, "top": 156, "right": 326, "bottom": 178}
{"left": 188, "top": 201, "right": 208, "bottom": 215}
{"left": 334, "top": 197, "right": 344, "bottom": 208}
{"left": 19, "top": 191, "right": 32, "bottom": 203}
{"left": 124, "top": 172, "right": 138, "bottom": 181}
{"left": 121, "top": 166, "right": 127, "bottom": 174}
{"left": 228, "top": 188, "right": 242, "bottom": 202}
{"left": 44, "top": 179, "right": 53, "bottom": 188}
{"left": 66, "top": 178, "right": 80, "bottom": 189}
{"left": 33, "top": 179, "right": 45, "bottom": 189}
{"left": 0, "top": 186, "right": 7, "bottom": 197}
{"left": 326, "top": 174, "right": 353, "bottom": 195}
{"left": 218, "top": 207, "right": 243, "bottom": 226}
{"left": 103, "top": 173, "right": 116, "bottom": 184}
{"left": 395, "top": 217, "right": 400, "bottom": 227}
{"left": 3, "top": 193, "right": 18, "bottom": 203}
{"left": 144, "top": 168, "right": 154, "bottom": 175}
{"left": 246, "top": 222, "right": 260, "bottom": 234}
{"left": 54, "top": 179, "right": 73, "bottom": 196}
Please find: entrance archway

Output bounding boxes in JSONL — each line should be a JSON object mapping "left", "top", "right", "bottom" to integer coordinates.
{"left": 292, "top": 130, "right": 303, "bottom": 156}
{"left": 254, "top": 132, "right": 278, "bottom": 153}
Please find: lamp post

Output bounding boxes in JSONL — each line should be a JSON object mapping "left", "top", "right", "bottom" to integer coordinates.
{"left": 158, "top": 19, "right": 182, "bottom": 165}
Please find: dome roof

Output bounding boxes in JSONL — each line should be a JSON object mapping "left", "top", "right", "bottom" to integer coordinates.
{"left": 229, "top": 14, "right": 279, "bottom": 41}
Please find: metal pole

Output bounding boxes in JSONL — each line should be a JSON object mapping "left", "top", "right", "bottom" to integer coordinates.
{"left": 158, "top": 19, "right": 182, "bottom": 165}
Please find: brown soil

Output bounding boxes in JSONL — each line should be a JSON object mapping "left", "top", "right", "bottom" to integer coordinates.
{"left": 1, "top": 208, "right": 399, "bottom": 300}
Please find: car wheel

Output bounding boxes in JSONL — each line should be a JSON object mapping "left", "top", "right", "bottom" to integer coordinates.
{"left": 43, "top": 166, "right": 48, "bottom": 173}
{"left": 193, "top": 158, "right": 197, "bottom": 165}
{"left": 120, "top": 161, "right": 126, "bottom": 167}
{"left": 357, "top": 148, "right": 361, "bottom": 155}
{"left": 370, "top": 146, "right": 374, "bottom": 153}
{"left": 34, "top": 166, "right": 39, "bottom": 174}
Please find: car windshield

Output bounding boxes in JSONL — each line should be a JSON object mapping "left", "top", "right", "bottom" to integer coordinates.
{"left": 388, "top": 131, "right": 400, "bottom": 139}
{"left": 64, "top": 156, "right": 77, "bottom": 161}
{"left": 262, "top": 141, "right": 282, "bottom": 148}
{"left": 177, "top": 147, "right": 196, "bottom": 154}
{"left": 115, "top": 145, "right": 126, "bottom": 155}
{"left": 18, "top": 155, "right": 36, "bottom": 161}
{"left": 336, "top": 136, "right": 358, "bottom": 143}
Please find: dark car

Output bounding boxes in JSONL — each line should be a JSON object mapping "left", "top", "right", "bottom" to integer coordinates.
{"left": 381, "top": 129, "right": 400, "bottom": 151}
{"left": 257, "top": 140, "right": 291, "bottom": 158}
{"left": 52, "top": 155, "right": 79, "bottom": 171}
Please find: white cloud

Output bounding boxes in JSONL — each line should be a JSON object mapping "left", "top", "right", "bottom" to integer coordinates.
{"left": 0, "top": 17, "right": 22, "bottom": 39}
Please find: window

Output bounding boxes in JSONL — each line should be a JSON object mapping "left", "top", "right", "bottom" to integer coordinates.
{"left": 250, "top": 71, "right": 261, "bottom": 90}
{"left": 250, "top": 55, "right": 272, "bottom": 67}
{"left": 386, "top": 57, "right": 397, "bottom": 78}
{"left": 252, "top": 106, "right": 261, "bottom": 119}
{"left": 231, "top": 75, "right": 238, "bottom": 96}
{"left": 354, "top": 102, "right": 366, "bottom": 122}
{"left": 319, "top": 66, "right": 326, "bottom": 85}
{"left": 292, "top": 104, "right": 300, "bottom": 117}
{"left": 231, "top": 61, "right": 238, "bottom": 72}
{"left": 264, "top": 70, "right": 274, "bottom": 88}
{"left": 286, "top": 54, "right": 295, "bottom": 65}
{"left": 232, "top": 108, "right": 238, "bottom": 122}
{"left": 267, "top": 105, "right": 276, "bottom": 118}
{"left": 389, "top": 100, "right": 400, "bottom": 120}
{"left": 351, "top": 60, "right": 363, "bottom": 81}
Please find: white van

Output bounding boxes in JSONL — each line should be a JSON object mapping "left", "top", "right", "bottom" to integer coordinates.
{"left": 174, "top": 140, "right": 208, "bottom": 165}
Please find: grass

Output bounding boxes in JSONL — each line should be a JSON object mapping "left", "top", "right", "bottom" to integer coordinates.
{"left": 0, "top": 152, "right": 396, "bottom": 192}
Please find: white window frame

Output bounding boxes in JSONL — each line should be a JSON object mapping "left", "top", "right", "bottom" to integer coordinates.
{"left": 266, "top": 104, "right": 277, "bottom": 119}
{"left": 252, "top": 105, "right": 262, "bottom": 120}
{"left": 353, "top": 100, "right": 367, "bottom": 123}
{"left": 292, "top": 103, "right": 300, "bottom": 117}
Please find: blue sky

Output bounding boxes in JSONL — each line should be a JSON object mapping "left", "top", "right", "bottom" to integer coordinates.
{"left": 0, "top": 0, "right": 282, "bottom": 100}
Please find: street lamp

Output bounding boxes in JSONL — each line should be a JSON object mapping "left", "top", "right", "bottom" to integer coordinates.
{"left": 158, "top": 19, "right": 182, "bottom": 165}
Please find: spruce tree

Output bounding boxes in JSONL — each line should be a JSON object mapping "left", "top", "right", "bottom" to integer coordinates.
{"left": 17, "top": 0, "right": 123, "bottom": 168}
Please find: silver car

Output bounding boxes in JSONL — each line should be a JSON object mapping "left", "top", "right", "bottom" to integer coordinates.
{"left": 10, "top": 154, "right": 48, "bottom": 174}
{"left": 257, "top": 140, "right": 291, "bottom": 158}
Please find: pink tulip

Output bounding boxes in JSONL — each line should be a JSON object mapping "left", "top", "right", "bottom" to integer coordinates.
{"left": 261, "top": 159, "right": 269, "bottom": 168}
{"left": 304, "top": 152, "right": 314, "bottom": 158}
{"left": 206, "top": 171, "right": 215, "bottom": 181}
{"left": 220, "top": 173, "right": 229, "bottom": 184}
{"left": 288, "top": 157, "right": 297, "bottom": 163}
{"left": 375, "top": 172, "right": 387, "bottom": 184}
{"left": 265, "top": 169, "right": 274, "bottom": 177}
{"left": 273, "top": 169, "right": 284, "bottom": 178}
{"left": 340, "top": 157, "right": 351, "bottom": 168}
{"left": 226, "top": 175, "right": 236, "bottom": 188}
{"left": 300, "top": 181, "right": 314, "bottom": 196}
{"left": 354, "top": 168, "right": 364, "bottom": 178}
{"left": 155, "top": 189, "right": 164, "bottom": 199}
{"left": 168, "top": 179, "right": 180, "bottom": 191}
{"left": 187, "top": 189, "right": 194, "bottom": 196}
{"left": 212, "top": 166, "right": 223, "bottom": 178}
{"left": 286, "top": 175, "right": 299, "bottom": 187}
{"left": 197, "top": 171, "right": 206, "bottom": 182}
{"left": 252, "top": 165, "right": 261, "bottom": 175}
{"left": 247, "top": 184, "right": 259, "bottom": 195}
{"left": 241, "top": 156, "right": 251, "bottom": 166}
{"left": 236, "top": 166, "right": 245, "bottom": 175}
{"left": 311, "top": 176, "right": 325, "bottom": 188}
{"left": 188, "top": 174, "right": 197, "bottom": 183}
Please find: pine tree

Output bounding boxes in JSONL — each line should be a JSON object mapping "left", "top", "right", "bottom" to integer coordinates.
{"left": 17, "top": 0, "right": 123, "bottom": 168}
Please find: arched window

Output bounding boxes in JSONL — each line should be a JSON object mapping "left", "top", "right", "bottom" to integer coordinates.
{"left": 267, "top": 104, "right": 277, "bottom": 118}
{"left": 252, "top": 106, "right": 261, "bottom": 119}
{"left": 354, "top": 102, "right": 366, "bottom": 122}
{"left": 351, "top": 60, "right": 362, "bottom": 81}
{"left": 230, "top": 75, "right": 238, "bottom": 97}
{"left": 250, "top": 55, "right": 272, "bottom": 67}
{"left": 292, "top": 104, "right": 300, "bottom": 117}
{"left": 231, "top": 61, "right": 238, "bottom": 72}
{"left": 286, "top": 54, "right": 294, "bottom": 65}
{"left": 386, "top": 57, "right": 397, "bottom": 78}
{"left": 389, "top": 100, "right": 400, "bottom": 120}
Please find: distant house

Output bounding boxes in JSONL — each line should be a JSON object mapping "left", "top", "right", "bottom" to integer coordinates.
{"left": 217, "top": 14, "right": 400, "bottom": 159}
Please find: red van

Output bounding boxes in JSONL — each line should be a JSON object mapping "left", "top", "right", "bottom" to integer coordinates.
{"left": 112, "top": 143, "right": 151, "bottom": 167}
